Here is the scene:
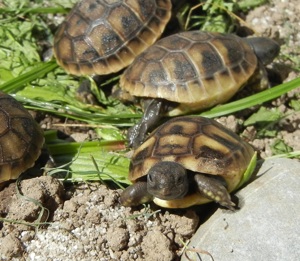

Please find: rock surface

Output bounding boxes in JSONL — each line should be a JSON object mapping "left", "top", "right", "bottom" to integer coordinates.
{"left": 181, "top": 158, "right": 300, "bottom": 261}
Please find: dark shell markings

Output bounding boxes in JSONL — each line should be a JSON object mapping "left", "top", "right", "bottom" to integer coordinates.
{"left": 120, "top": 116, "right": 257, "bottom": 209}
{"left": 0, "top": 92, "right": 44, "bottom": 183}
{"left": 53, "top": 0, "right": 172, "bottom": 75}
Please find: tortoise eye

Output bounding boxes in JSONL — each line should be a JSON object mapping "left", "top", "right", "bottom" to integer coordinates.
{"left": 177, "top": 176, "right": 184, "bottom": 184}
{"left": 148, "top": 174, "right": 154, "bottom": 183}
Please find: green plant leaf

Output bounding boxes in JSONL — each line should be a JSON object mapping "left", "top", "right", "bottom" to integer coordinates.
{"left": 44, "top": 132, "right": 130, "bottom": 184}
{"left": 271, "top": 139, "right": 293, "bottom": 155}
{"left": 289, "top": 99, "right": 300, "bottom": 111}
{"left": 0, "top": 61, "right": 58, "bottom": 93}
{"left": 244, "top": 107, "right": 282, "bottom": 126}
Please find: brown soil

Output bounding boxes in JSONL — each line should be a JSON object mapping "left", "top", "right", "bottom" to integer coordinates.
{"left": 0, "top": 0, "right": 299, "bottom": 260}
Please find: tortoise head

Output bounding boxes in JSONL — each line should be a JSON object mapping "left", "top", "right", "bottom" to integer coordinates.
{"left": 244, "top": 37, "right": 280, "bottom": 65}
{"left": 147, "top": 161, "right": 189, "bottom": 200}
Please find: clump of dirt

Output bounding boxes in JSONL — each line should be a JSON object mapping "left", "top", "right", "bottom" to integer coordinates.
{"left": 0, "top": 176, "right": 64, "bottom": 259}
{"left": 1, "top": 182, "right": 199, "bottom": 260}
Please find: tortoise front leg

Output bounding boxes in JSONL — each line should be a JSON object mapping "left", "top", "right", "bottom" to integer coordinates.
{"left": 194, "top": 173, "right": 235, "bottom": 210}
{"left": 127, "top": 99, "right": 164, "bottom": 148}
{"left": 120, "top": 181, "right": 153, "bottom": 207}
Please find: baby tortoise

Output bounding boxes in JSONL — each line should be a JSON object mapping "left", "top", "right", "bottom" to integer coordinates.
{"left": 53, "top": 0, "right": 172, "bottom": 76}
{"left": 119, "top": 30, "right": 280, "bottom": 148}
{"left": 120, "top": 116, "right": 257, "bottom": 209}
{"left": 0, "top": 92, "right": 44, "bottom": 183}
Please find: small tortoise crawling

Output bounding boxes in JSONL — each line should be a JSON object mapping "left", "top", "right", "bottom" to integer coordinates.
{"left": 0, "top": 92, "right": 44, "bottom": 183}
{"left": 120, "top": 116, "right": 257, "bottom": 209}
{"left": 119, "top": 31, "right": 280, "bottom": 147}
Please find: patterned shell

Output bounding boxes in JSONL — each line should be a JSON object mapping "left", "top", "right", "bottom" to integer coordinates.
{"left": 120, "top": 31, "right": 258, "bottom": 116}
{"left": 53, "top": 0, "right": 172, "bottom": 76}
{"left": 0, "top": 92, "right": 44, "bottom": 183}
{"left": 129, "top": 116, "right": 255, "bottom": 193}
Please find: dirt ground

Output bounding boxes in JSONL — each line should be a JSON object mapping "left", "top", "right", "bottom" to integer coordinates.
{"left": 1, "top": 0, "right": 300, "bottom": 260}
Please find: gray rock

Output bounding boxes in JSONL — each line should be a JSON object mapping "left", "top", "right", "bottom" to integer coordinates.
{"left": 181, "top": 158, "right": 300, "bottom": 261}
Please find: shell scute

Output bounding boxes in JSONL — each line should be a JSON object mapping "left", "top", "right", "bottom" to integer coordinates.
{"left": 157, "top": 120, "right": 199, "bottom": 136}
{"left": 143, "top": 46, "right": 167, "bottom": 61}
{"left": 78, "top": 0, "right": 105, "bottom": 20}
{"left": 129, "top": 116, "right": 255, "bottom": 190}
{"left": 192, "top": 42, "right": 224, "bottom": 77}
{"left": 163, "top": 52, "right": 198, "bottom": 82}
{"left": 120, "top": 31, "right": 258, "bottom": 112}
{"left": 0, "top": 92, "right": 44, "bottom": 183}
{"left": 157, "top": 34, "right": 191, "bottom": 50}
{"left": 54, "top": 0, "right": 172, "bottom": 75}
{"left": 154, "top": 135, "right": 191, "bottom": 156}
{"left": 185, "top": 31, "right": 213, "bottom": 42}
{"left": 107, "top": 5, "right": 141, "bottom": 38}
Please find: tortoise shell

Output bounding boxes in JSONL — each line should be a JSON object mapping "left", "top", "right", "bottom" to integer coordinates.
{"left": 0, "top": 92, "right": 44, "bottom": 183}
{"left": 129, "top": 116, "right": 255, "bottom": 208}
{"left": 120, "top": 31, "right": 258, "bottom": 116}
{"left": 53, "top": 0, "right": 172, "bottom": 76}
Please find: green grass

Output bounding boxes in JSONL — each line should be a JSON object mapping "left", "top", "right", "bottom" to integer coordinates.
{"left": 0, "top": 0, "right": 299, "bottom": 184}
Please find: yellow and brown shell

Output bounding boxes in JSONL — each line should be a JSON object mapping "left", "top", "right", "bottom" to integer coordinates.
{"left": 120, "top": 31, "right": 258, "bottom": 115}
{"left": 0, "top": 92, "right": 44, "bottom": 183}
{"left": 129, "top": 116, "right": 255, "bottom": 208}
{"left": 53, "top": 0, "right": 172, "bottom": 76}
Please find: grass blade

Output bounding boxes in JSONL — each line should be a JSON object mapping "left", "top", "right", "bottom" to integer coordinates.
{"left": 0, "top": 61, "right": 58, "bottom": 93}
{"left": 200, "top": 77, "right": 300, "bottom": 118}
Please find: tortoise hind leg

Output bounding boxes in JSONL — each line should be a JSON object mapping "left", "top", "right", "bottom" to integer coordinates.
{"left": 193, "top": 173, "right": 235, "bottom": 210}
